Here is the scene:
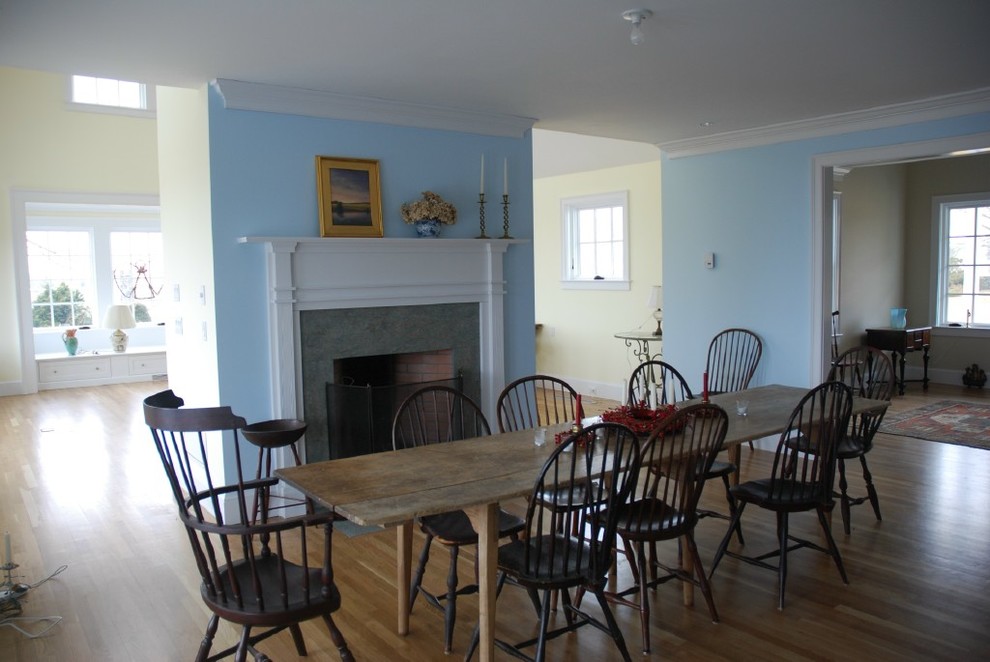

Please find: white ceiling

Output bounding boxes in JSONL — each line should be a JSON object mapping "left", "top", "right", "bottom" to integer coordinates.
{"left": 2, "top": 1, "right": 989, "bottom": 164}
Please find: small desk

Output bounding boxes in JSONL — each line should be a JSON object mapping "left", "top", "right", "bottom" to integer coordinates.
{"left": 865, "top": 326, "right": 931, "bottom": 395}
{"left": 615, "top": 330, "right": 663, "bottom": 363}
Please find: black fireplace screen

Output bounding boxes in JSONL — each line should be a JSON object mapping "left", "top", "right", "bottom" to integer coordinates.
{"left": 325, "top": 373, "right": 463, "bottom": 459}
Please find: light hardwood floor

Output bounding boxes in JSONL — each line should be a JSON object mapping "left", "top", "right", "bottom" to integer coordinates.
{"left": 1, "top": 381, "right": 988, "bottom": 660}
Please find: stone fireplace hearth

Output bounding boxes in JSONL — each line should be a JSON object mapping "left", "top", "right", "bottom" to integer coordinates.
{"left": 241, "top": 236, "right": 521, "bottom": 466}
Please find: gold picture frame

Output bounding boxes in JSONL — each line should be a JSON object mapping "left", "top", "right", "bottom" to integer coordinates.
{"left": 316, "top": 156, "right": 383, "bottom": 238}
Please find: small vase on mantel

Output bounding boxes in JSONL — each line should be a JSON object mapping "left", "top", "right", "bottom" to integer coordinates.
{"left": 414, "top": 219, "right": 442, "bottom": 238}
{"left": 62, "top": 328, "right": 79, "bottom": 356}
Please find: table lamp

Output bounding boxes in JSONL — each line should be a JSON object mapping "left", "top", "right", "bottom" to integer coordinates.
{"left": 647, "top": 285, "right": 663, "bottom": 337}
{"left": 104, "top": 304, "right": 136, "bottom": 353}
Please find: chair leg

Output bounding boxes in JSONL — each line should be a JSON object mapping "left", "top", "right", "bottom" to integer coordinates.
{"left": 709, "top": 502, "right": 746, "bottom": 579}
{"left": 636, "top": 541, "right": 651, "bottom": 654}
{"left": 816, "top": 505, "right": 849, "bottom": 585}
{"left": 322, "top": 614, "right": 355, "bottom": 662}
{"left": 444, "top": 545, "right": 460, "bottom": 654}
{"left": 288, "top": 623, "right": 307, "bottom": 656}
{"left": 195, "top": 614, "right": 219, "bottom": 662}
{"left": 776, "top": 512, "right": 789, "bottom": 611}
{"left": 685, "top": 534, "right": 719, "bottom": 624}
{"left": 837, "top": 458, "right": 852, "bottom": 535}
{"left": 592, "top": 585, "right": 633, "bottom": 662}
{"left": 533, "top": 588, "right": 555, "bottom": 662}
{"left": 409, "top": 533, "right": 433, "bottom": 612}
{"left": 720, "top": 474, "right": 744, "bottom": 545}
{"left": 861, "top": 455, "right": 882, "bottom": 521}
{"left": 235, "top": 626, "right": 251, "bottom": 662}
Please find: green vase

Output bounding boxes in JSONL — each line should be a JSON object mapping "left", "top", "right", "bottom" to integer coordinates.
{"left": 62, "top": 333, "right": 78, "bottom": 356}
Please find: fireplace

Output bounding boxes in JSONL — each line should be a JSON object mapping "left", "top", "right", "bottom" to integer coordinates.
{"left": 300, "top": 303, "right": 480, "bottom": 462}
{"left": 326, "top": 349, "right": 462, "bottom": 460}
{"left": 241, "top": 236, "right": 518, "bottom": 466}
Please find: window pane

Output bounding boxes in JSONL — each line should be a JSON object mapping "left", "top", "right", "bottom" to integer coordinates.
{"left": 596, "top": 243, "right": 613, "bottom": 277}
{"left": 26, "top": 230, "right": 96, "bottom": 328}
{"left": 948, "top": 206, "right": 974, "bottom": 236}
{"left": 974, "top": 294, "right": 990, "bottom": 326}
{"left": 577, "top": 244, "right": 596, "bottom": 279}
{"left": 949, "top": 236, "right": 974, "bottom": 266}
{"left": 110, "top": 231, "right": 165, "bottom": 323}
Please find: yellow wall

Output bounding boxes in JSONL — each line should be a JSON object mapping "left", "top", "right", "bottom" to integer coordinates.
{"left": 0, "top": 67, "right": 159, "bottom": 389}
{"left": 533, "top": 161, "right": 661, "bottom": 401}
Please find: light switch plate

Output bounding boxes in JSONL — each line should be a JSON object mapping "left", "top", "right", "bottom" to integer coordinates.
{"left": 704, "top": 252, "right": 715, "bottom": 269}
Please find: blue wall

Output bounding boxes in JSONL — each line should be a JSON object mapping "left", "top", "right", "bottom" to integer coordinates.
{"left": 206, "top": 86, "right": 535, "bottom": 419}
{"left": 661, "top": 112, "right": 990, "bottom": 391}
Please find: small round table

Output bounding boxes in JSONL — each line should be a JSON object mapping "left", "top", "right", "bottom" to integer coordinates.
{"left": 614, "top": 330, "right": 663, "bottom": 363}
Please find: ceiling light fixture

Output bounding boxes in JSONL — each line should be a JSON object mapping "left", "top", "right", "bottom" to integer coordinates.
{"left": 622, "top": 9, "right": 653, "bottom": 46}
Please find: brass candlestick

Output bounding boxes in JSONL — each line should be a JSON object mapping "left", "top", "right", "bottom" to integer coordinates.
{"left": 476, "top": 193, "right": 489, "bottom": 239}
{"left": 501, "top": 194, "right": 512, "bottom": 239}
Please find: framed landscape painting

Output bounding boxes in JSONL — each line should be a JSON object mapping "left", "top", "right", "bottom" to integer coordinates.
{"left": 316, "top": 156, "right": 383, "bottom": 237}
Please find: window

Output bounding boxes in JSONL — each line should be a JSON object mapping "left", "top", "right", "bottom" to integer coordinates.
{"left": 561, "top": 192, "right": 630, "bottom": 290}
{"left": 69, "top": 75, "right": 155, "bottom": 115}
{"left": 25, "top": 202, "right": 165, "bottom": 331}
{"left": 934, "top": 194, "right": 990, "bottom": 327}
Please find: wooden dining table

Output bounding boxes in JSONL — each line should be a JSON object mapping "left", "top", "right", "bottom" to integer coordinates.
{"left": 275, "top": 383, "right": 888, "bottom": 661}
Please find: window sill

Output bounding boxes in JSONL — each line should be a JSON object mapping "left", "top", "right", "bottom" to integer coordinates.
{"left": 934, "top": 325, "right": 990, "bottom": 339}
{"left": 560, "top": 279, "right": 630, "bottom": 291}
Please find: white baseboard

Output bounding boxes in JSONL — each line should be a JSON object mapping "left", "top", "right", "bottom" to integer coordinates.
{"left": 557, "top": 376, "right": 625, "bottom": 403}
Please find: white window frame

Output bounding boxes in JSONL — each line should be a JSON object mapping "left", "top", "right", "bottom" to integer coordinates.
{"left": 11, "top": 191, "right": 162, "bottom": 391}
{"left": 560, "top": 191, "right": 631, "bottom": 291}
{"left": 932, "top": 192, "right": 990, "bottom": 328}
{"left": 66, "top": 75, "right": 156, "bottom": 118}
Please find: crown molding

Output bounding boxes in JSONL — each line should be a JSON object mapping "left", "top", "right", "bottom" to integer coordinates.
{"left": 659, "top": 87, "right": 990, "bottom": 158}
{"left": 212, "top": 78, "right": 536, "bottom": 138}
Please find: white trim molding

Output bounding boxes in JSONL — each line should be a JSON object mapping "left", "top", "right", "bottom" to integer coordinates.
{"left": 661, "top": 87, "right": 990, "bottom": 158}
{"left": 239, "top": 236, "right": 526, "bottom": 426}
{"left": 214, "top": 79, "right": 537, "bottom": 138}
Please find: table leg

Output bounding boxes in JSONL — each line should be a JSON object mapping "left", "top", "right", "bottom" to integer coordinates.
{"left": 727, "top": 445, "right": 741, "bottom": 486}
{"left": 680, "top": 534, "right": 695, "bottom": 606}
{"left": 397, "top": 521, "right": 413, "bottom": 635}
{"left": 922, "top": 345, "right": 930, "bottom": 390}
{"left": 895, "top": 350, "right": 906, "bottom": 396}
{"left": 465, "top": 503, "right": 498, "bottom": 662}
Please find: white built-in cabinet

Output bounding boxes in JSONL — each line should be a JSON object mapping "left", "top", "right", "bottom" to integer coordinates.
{"left": 36, "top": 346, "right": 167, "bottom": 390}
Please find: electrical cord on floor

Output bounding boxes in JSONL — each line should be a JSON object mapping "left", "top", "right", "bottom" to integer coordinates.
{"left": 0, "top": 564, "right": 67, "bottom": 638}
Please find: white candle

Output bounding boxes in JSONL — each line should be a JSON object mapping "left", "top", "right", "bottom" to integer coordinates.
{"left": 4, "top": 531, "right": 10, "bottom": 566}
{"left": 503, "top": 158, "right": 508, "bottom": 196}
{"left": 479, "top": 154, "right": 485, "bottom": 195}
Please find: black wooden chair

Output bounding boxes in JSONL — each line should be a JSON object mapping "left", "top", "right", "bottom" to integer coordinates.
{"left": 607, "top": 403, "right": 727, "bottom": 653}
{"left": 709, "top": 381, "right": 853, "bottom": 610}
{"left": 627, "top": 360, "right": 693, "bottom": 407}
{"left": 496, "top": 374, "right": 577, "bottom": 433}
{"left": 143, "top": 390, "right": 353, "bottom": 662}
{"left": 706, "top": 327, "right": 763, "bottom": 453}
{"left": 392, "top": 385, "right": 527, "bottom": 655}
{"left": 465, "top": 422, "right": 642, "bottom": 662}
{"left": 827, "top": 345, "right": 895, "bottom": 534}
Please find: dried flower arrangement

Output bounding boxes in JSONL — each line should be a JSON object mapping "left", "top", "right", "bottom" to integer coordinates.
{"left": 600, "top": 401, "right": 679, "bottom": 436}
{"left": 400, "top": 191, "right": 457, "bottom": 224}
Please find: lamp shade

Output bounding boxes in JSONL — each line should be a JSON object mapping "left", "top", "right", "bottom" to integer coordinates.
{"left": 647, "top": 285, "right": 663, "bottom": 310}
{"left": 104, "top": 304, "right": 136, "bottom": 330}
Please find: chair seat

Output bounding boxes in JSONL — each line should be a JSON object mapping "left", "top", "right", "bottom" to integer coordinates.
{"left": 535, "top": 480, "right": 602, "bottom": 511}
{"left": 730, "top": 478, "right": 826, "bottom": 511}
{"left": 704, "top": 458, "right": 737, "bottom": 479}
{"left": 613, "top": 498, "right": 693, "bottom": 539}
{"left": 836, "top": 434, "right": 869, "bottom": 459}
{"left": 205, "top": 554, "right": 341, "bottom": 625}
{"left": 497, "top": 534, "right": 594, "bottom": 588}
{"left": 420, "top": 508, "right": 524, "bottom": 546}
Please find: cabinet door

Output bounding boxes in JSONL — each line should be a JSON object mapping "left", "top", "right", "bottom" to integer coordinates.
{"left": 39, "top": 357, "right": 112, "bottom": 383}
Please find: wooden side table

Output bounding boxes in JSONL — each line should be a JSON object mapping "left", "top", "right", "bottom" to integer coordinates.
{"left": 865, "top": 326, "right": 931, "bottom": 395}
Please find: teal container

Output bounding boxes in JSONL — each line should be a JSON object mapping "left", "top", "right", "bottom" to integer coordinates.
{"left": 890, "top": 308, "right": 907, "bottom": 329}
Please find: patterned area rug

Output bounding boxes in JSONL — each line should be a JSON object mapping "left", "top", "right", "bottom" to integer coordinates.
{"left": 879, "top": 400, "right": 990, "bottom": 450}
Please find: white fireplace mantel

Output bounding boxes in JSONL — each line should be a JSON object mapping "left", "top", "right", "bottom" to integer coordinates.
{"left": 239, "top": 236, "right": 526, "bottom": 423}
